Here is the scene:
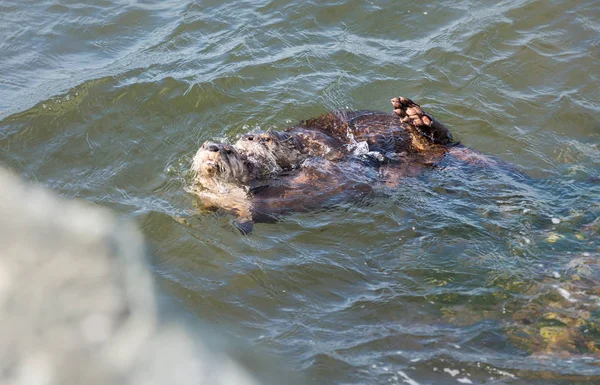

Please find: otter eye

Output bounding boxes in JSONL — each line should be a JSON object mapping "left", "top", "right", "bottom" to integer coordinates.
{"left": 264, "top": 137, "right": 271, "bottom": 142}
{"left": 246, "top": 135, "right": 254, "bottom": 141}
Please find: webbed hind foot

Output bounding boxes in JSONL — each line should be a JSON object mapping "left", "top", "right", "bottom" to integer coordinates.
{"left": 391, "top": 96, "right": 453, "bottom": 145}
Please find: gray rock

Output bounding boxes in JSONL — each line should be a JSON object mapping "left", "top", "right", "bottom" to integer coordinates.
{"left": 0, "top": 168, "right": 260, "bottom": 385}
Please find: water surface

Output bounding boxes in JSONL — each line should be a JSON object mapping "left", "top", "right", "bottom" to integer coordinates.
{"left": 1, "top": 0, "right": 599, "bottom": 383}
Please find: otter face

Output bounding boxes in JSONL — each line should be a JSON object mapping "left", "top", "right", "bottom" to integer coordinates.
{"left": 192, "top": 141, "right": 251, "bottom": 185}
{"left": 235, "top": 130, "right": 304, "bottom": 172}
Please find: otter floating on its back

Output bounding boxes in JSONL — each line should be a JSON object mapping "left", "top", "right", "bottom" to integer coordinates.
{"left": 234, "top": 96, "right": 453, "bottom": 175}
{"left": 190, "top": 141, "right": 378, "bottom": 234}
{"left": 190, "top": 96, "right": 513, "bottom": 234}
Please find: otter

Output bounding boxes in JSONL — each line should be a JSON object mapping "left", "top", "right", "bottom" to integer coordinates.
{"left": 190, "top": 141, "right": 377, "bottom": 233}
{"left": 190, "top": 96, "right": 520, "bottom": 233}
{"left": 234, "top": 128, "right": 346, "bottom": 176}
{"left": 234, "top": 97, "right": 452, "bottom": 176}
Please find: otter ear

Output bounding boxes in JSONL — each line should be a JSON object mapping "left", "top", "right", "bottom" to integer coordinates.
{"left": 234, "top": 218, "right": 254, "bottom": 235}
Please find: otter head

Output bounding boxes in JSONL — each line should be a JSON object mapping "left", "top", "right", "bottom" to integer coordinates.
{"left": 192, "top": 141, "right": 253, "bottom": 186}
{"left": 235, "top": 130, "right": 305, "bottom": 173}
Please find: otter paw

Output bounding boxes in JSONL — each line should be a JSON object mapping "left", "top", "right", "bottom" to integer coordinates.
{"left": 391, "top": 96, "right": 453, "bottom": 145}
{"left": 391, "top": 96, "right": 432, "bottom": 127}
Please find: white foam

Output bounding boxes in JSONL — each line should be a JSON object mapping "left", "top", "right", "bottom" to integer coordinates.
{"left": 397, "top": 370, "right": 420, "bottom": 385}
{"left": 443, "top": 368, "right": 460, "bottom": 377}
{"left": 555, "top": 286, "right": 576, "bottom": 302}
{"left": 348, "top": 141, "right": 369, "bottom": 155}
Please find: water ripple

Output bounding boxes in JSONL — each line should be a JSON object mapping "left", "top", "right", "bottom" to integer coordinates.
{"left": 1, "top": 0, "right": 600, "bottom": 383}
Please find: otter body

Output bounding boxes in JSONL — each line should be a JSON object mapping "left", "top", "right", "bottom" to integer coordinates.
{"left": 190, "top": 96, "right": 514, "bottom": 233}
{"left": 191, "top": 143, "right": 378, "bottom": 233}
{"left": 234, "top": 126, "right": 347, "bottom": 176}
{"left": 234, "top": 97, "right": 454, "bottom": 178}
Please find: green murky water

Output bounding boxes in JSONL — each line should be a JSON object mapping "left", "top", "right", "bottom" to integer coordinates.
{"left": 1, "top": 0, "right": 599, "bottom": 383}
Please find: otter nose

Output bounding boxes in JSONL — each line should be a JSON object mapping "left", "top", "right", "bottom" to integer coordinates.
{"left": 207, "top": 143, "right": 220, "bottom": 152}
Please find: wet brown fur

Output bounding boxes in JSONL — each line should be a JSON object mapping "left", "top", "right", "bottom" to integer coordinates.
{"left": 190, "top": 96, "right": 479, "bottom": 233}
{"left": 191, "top": 142, "right": 376, "bottom": 233}
{"left": 234, "top": 127, "right": 346, "bottom": 175}
{"left": 236, "top": 99, "right": 453, "bottom": 175}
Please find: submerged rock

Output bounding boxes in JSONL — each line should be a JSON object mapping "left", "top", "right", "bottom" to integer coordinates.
{"left": 0, "top": 168, "right": 261, "bottom": 385}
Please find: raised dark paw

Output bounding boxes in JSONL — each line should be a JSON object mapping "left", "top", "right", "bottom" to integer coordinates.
{"left": 391, "top": 96, "right": 432, "bottom": 127}
{"left": 391, "top": 96, "right": 452, "bottom": 145}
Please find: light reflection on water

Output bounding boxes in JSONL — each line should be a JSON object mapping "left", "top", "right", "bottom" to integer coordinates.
{"left": 1, "top": 0, "right": 599, "bottom": 383}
